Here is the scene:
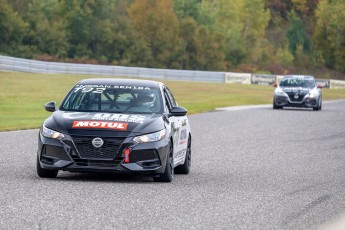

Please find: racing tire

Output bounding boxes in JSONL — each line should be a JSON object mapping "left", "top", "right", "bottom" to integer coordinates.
{"left": 174, "top": 136, "right": 191, "bottom": 174}
{"left": 37, "top": 156, "right": 58, "bottom": 178}
{"left": 273, "top": 101, "right": 282, "bottom": 110}
{"left": 313, "top": 96, "right": 322, "bottom": 111}
{"left": 153, "top": 141, "right": 173, "bottom": 182}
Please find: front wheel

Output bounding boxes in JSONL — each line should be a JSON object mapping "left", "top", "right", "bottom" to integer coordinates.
{"left": 273, "top": 100, "right": 282, "bottom": 110}
{"left": 154, "top": 141, "right": 174, "bottom": 182}
{"left": 37, "top": 156, "right": 58, "bottom": 178}
{"left": 313, "top": 96, "right": 322, "bottom": 111}
{"left": 175, "top": 136, "right": 191, "bottom": 174}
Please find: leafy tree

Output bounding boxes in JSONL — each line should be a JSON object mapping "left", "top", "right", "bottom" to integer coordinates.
{"left": 275, "top": 44, "right": 294, "bottom": 67}
{"left": 0, "top": 0, "right": 29, "bottom": 56}
{"left": 178, "top": 17, "right": 199, "bottom": 69}
{"left": 200, "top": 0, "right": 269, "bottom": 67}
{"left": 127, "top": 0, "right": 182, "bottom": 68}
{"left": 173, "top": 0, "right": 202, "bottom": 21}
{"left": 287, "top": 10, "right": 311, "bottom": 55}
{"left": 5, "top": 0, "right": 32, "bottom": 16}
{"left": 0, "top": 0, "right": 343, "bottom": 75}
{"left": 193, "top": 26, "right": 225, "bottom": 70}
{"left": 58, "top": 0, "right": 119, "bottom": 60}
{"left": 25, "top": 0, "right": 68, "bottom": 58}
{"left": 314, "top": 0, "right": 345, "bottom": 72}
{"left": 265, "top": 0, "right": 291, "bottom": 20}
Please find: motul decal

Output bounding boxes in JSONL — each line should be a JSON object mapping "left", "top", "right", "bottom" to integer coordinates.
{"left": 72, "top": 121, "right": 128, "bottom": 130}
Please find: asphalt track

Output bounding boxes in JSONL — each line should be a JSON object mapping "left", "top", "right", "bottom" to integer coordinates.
{"left": 1, "top": 100, "right": 345, "bottom": 230}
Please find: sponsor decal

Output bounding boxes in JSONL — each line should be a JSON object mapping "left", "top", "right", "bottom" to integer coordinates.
{"left": 225, "top": 73, "right": 251, "bottom": 84}
{"left": 72, "top": 121, "right": 128, "bottom": 130}
{"left": 73, "top": 85, "right": 151, "bottom": 94}
{"left": 92, "top": 113, "right": 145, "bottom": 124}
{"left": 62, "top": 112, "right": 90, "bottom": 119}
{"left": 251, "top": 74, "right": 276, "bottom": 85}
{"left": 179, "top": 129, "right": 187, "bottom": 145}
{"left": 283, "top": 88, "right": 310, "bottom": 93}
{"left": 174, "top": 150, "right": 186, "bottom": 165}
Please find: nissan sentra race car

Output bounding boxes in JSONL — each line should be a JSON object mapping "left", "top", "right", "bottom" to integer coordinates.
{"left": 273, "top": 75, "right": 323, "bottom": 110}
{"left": 37, "top": 79, "right": 191, "bottom": 182}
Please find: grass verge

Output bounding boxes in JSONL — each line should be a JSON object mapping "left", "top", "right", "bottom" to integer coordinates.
{"left": 1, "top": 71, "right": 345, "bottom": 131}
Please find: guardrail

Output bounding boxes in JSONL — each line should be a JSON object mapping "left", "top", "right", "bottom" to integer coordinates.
{"left": 1, "top": 55, "right": 344, "bottom": 88}
{"left": 0, "top": 55, "right": 226, "bottom": 83}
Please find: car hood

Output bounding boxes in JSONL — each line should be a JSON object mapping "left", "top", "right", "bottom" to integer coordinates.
{"left": 43, "top": 111, "right": 167, "bottom": 137}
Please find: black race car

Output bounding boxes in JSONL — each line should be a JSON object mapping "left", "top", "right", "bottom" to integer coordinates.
{"left": 37, "top": 79, "right": 191, "bottom": 182}
{"left": 273, "top": 75, "right": 323, "bottom": 110}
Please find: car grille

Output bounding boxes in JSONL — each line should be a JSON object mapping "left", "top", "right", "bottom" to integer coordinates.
{"left": 72, "top": 158, "right": 122, "bottom": 167}
{"left": 72, "top": 136, "right": 125, "bottom": 160}
{"left": 287, "top": 93, "right": 306, "bottom": 102}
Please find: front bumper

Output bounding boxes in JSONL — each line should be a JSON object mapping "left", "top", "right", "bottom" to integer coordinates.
{"left": 274, "top": 95, "right": 318, "bottom": 108}
{"left": 37, "top": 132, "right": 170, "bottom": 175}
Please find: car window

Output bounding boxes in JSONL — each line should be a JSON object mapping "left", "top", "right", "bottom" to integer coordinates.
{"left": 165, "top": 88, "right": 177, "bottom": 107}
{"left": 61, "top": 85, "right": 163, "bottom": 114}
{"left": 280, "top": 78, "right": 315, "bottom": 89}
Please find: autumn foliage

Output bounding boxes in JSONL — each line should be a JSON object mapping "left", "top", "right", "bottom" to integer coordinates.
{"left": 0, "top": 0, "right": 344, "bottom": 79}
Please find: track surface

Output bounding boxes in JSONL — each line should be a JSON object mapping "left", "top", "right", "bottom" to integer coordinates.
{"left": 1, "top": 100, "right": 345, "bottom": 229}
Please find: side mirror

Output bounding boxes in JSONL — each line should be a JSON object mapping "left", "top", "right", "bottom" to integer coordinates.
{"left": 45, "top": 101, "right": 56, "bottom": 112}
{"left": 317, "top": 84, "right": 323, "bottom": 89}
{"left": 272, "top": 82, "right": 278, "bottom": 88}
{"left": 169, "top": 106, "right": 187, "bottom": 117}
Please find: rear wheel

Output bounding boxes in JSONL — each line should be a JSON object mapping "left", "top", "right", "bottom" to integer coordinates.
{"left": 175, "top": 136, "right": 191, "bottom": 174}
{"left": 154, "top": 141, "right": 173, "bottom": 182}
{"left": 37, "top": 156, "right": 58, "bottom": 178}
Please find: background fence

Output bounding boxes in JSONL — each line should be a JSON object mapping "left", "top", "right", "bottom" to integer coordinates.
{"left": 1, "top": 55, "right": 344, "bottom": 88}
{"left": 0, "top": 55, "right": 226, "bottom": 83}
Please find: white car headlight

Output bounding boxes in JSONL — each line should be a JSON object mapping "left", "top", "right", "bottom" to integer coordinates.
{"left": 309, "top": 89, "right": 318, "bottom": 98}
{"left": 275, "top": 88, "right": 287, "bottom": 96}
{"left": 41, "top": 125, "right": 65, "bottom": 140}
{"left": 133, "top": 129, "right": 166, "bottom": 143}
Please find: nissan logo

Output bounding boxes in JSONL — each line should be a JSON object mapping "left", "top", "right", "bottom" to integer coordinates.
{"left": 92, "top": 137, "right": 104, "bottom": 148}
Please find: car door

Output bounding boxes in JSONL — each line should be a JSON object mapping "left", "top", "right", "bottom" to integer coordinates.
{"left": 163, "top": 87, "right": 189, "bottom": 166}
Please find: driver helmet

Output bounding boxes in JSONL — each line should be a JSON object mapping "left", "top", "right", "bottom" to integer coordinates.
{"left": 137, "top": 92, "right": 156, "bottom": 108}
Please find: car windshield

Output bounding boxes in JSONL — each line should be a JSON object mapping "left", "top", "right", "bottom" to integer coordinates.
{"left": 280, "top": 78, "right": 315, "bottom": 89}
{"left": 60, "top": 84, "right": 163, "bottom": 114}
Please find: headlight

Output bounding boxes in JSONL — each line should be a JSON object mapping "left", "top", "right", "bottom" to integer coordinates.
{"left": 133, "top": 129, "right": 166, "bottom": 143}
{"left": 41, "top": 125, "right": 65, "bottom": 140}
{"left": 275, "top": 88, "right": 287, "bottom": 96}
{"left": 309, "top": 89, "right": 318, "bottom": 98}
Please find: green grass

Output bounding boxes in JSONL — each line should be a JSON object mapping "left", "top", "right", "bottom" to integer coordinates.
{"left": 1, "top": 71, "right": 345, "bottom": 131}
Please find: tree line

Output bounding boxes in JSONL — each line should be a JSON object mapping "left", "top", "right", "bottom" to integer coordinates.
{"left": 1, "top": 0, "right": 344, "bottom": 78}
